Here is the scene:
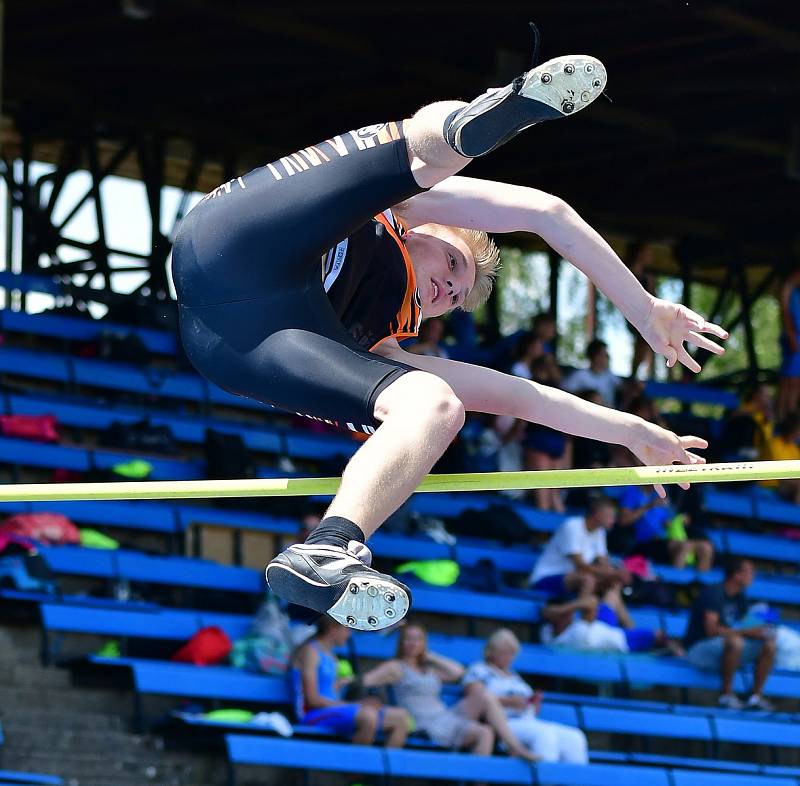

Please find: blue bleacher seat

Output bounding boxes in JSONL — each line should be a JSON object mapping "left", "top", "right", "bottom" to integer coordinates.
{"left": 580, "top": 706, "right": 711, "bottom": 741}
{"left": 536, "top": 762, "right": 670, "bottom": 786}
{"left": 670, "top": 771, "right": 796, "bottom": 786}
{"left": 0, "top": 772, "right": 63, "bottom": 786}
{"left": 712, "top": 715, "right": 800, "bottom": 747}
{"left": 384, "top": 747, "right": 532, "bottom": 784}
{"left": 226, "top": 736, "right": 386, "bottom": 778}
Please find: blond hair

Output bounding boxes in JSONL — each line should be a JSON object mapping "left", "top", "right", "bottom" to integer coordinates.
{"left": 484, "top": 628, "right": 520, "bottom": 661}
{"left": 413, "top": 223, "right": 500, "bottom": 312}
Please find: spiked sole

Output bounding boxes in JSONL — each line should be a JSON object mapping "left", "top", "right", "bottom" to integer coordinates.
{"left": 327, "top": 574, "right": 411, "bottom": 631}
{"left": 451, "top": 54, "right": 607, "bottom": 157}
{"left": 516, "top": 54, "right": 606, "bottom": 115}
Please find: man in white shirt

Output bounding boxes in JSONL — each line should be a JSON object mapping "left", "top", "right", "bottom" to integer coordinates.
{"left": 528, "top": 497, "right": 627, "bottom": 597}
{"left": 563, "top": 339, "right": 619, "bottom": 406}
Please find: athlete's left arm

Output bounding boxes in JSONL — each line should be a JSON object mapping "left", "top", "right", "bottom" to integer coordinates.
{"left": 374, "top": 338, "right": 705, "bottom": 496}
{"left": 395, "top": 176, "right": 728, "bottom": 372}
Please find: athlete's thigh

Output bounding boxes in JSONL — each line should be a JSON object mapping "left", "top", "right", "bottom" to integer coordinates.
{"left": 179, "top": 294, "right": 414, "bottom": 435}
{"left": 172, "top": 122, "right": 424, "bottom": 308}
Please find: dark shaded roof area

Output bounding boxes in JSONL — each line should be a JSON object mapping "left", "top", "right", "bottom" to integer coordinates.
{"left": 4, "top": 0, "right": 800, "bottom": 276}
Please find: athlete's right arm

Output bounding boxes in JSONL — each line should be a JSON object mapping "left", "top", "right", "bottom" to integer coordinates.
{"left": 375, "top": 338, "right": 706, "bottom": 496}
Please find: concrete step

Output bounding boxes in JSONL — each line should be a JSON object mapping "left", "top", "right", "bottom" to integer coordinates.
{"left": 1, "top": 751, "right": 196, "bottom": 783}
{"left": 1, "top": 723, "right": 153, "bottom": 754}
{"left": 0, "top": 663, "right": 74, "bottom": 688}
{"left": 0, "top": 685, "right": 131, "bottom": 713}
{"left": 0, "top": 706, "right": 128, "bottom": 732}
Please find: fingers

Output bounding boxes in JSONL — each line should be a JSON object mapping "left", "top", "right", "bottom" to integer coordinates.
{"left": 676, "top": 344, "right": 701, "bottom": 373}
{"left": 654, "top": 483, "right": 666, "bottom": 498}
{"left": 684, "top": 451, "right": 706, "bottom": 464}
{"left": 680, "top": 435, "right": 708, "bottom": 451}
{"left": 699, "top": 321, "right": 729, "bottom": 340}
{"left": 687, "top": 331, "right": 725, "bottom": 355}
{"left": 663, "top": 346, "right": 678, "bottom": 369}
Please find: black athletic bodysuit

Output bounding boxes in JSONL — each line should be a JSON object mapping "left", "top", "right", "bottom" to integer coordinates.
{"left": 171, "top": 121, "right": 427, "bottom": 435}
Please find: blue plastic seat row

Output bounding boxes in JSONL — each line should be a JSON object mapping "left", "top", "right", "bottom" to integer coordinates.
{"left": 0, "top": 307, "right": 177, "bottom": 355}
{"left": 225, "top": 735, "right": 800, "bottom": 786}
{"left": 43, "top": 599, "right": 800, "bottom": 698}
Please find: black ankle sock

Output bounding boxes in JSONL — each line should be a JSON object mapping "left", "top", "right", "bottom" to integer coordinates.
{"left": 442, "top": 109, "right": 468, "bottom": 155}
{"left": 305, "top": 516, "right": 365, "bottom": 550}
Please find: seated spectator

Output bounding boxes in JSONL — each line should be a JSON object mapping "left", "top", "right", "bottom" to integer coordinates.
{"left": 463, "top": 629, "right": 588, "bottom": 763}
{"left": 540, "top": 590, "right": 680, "bottom": 655}
{"left": 525, "top": 356, "right": 571, "bottom": 512}
{"left": 406, "top": 317, "right": 449, "bottom": 358}
{"left": 289, "top": 617, "right": 410, "bottom": 746}
{"left": 683, "top": 558, "right": 776, "bottom": 710}
{"left": 618, "top": 485, "right": 713, "bottom": 571}
{"left": 717, "top": 383, "right": 774, "bottom": 461}
{"left": 761, "top": 412, "right": 800, "bottom": 504}
{"left": 563, "top": 339, "right": 619, "bottom": 406}
{"left": 528, "top": 496, "right": 629, "bottom": 597}
{"left": 361, "top": 622, "right": 536, "bottom": 760}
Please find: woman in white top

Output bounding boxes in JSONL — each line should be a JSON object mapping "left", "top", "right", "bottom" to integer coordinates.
{"left": 463, "top": 628, "right": 588, "bottom": 764}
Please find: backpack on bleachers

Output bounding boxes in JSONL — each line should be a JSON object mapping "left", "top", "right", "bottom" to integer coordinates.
{"left": 204, "top": 428, "right": 254, "bottom": 480}
{"left": 99, "top": 419, "right": 178, "bottom": 455}
{"left": 230, "top": 595, "right": 293, "bottom": 675}
{"left": 0, "top": 414, "right": 60, "bottom": 443}
{"left": 450, "top": 504, "right": 530, "bottom": 545}
{"left": 0, "top": 512, "right": 80, "bottom": 545}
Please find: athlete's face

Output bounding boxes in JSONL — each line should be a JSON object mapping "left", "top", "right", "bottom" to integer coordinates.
{"left": 405, "top": 231, "right": 476, "bottom": 318}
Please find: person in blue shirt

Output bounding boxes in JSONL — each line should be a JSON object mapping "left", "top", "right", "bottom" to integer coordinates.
{"left": 618, "top": 485, "right": 713, "bottom": 571}
{"left": 290, "top": 617, "right": 411, "bottom": 746}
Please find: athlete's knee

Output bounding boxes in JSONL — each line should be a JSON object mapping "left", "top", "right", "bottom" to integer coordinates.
{"left": 376, "top": 371, "right": 465, "bottom": 433}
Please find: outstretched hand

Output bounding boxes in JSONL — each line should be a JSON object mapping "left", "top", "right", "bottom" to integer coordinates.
{"left": 628, "top": 421, "right": 708, "bottom": 498}
{"left": 636, "top": 297, "right": 728, "bottom": 373}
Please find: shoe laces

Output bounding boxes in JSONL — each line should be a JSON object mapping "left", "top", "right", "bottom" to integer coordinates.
{"left": 528, "top": 21, "right": 541, "bottom": 70}
{"left": 346, "top": 540, "right": 373, "bottom": 567}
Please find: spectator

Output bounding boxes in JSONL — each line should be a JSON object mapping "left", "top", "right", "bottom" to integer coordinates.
{"left": 563, "top": 339, "right": 619, "bottom": 406}
{"left": 761, "top": 413, "right": 800, "bottom": 504}
{"left": 531, "top": 312, "right": 557, "bottom": 353}
{"left": 683, "top": 558, "right": 776, "bottom": 710}
{"left": 524, "top": 356, "right": 571, "bottom": 512}
{"left": 540, "top": 590, "right": 680, "bottom": 655}
{"left": 528, "top": 496, "right": 628, "bottom": 597}
{"left": 361, "top": 622, "right": 536, "bottom": 760}
{"left": 777, "top": 269, "right": 800, "bottom": 420}
{"left": 618, "top": 485, "right": 714, "bottom": 571}
{"left": 625, "top": 244, "right": 657, "bottom": 379}
{"left": 509, "top": 333, "right": 544, "bottom": 379}
{"left": 717, "top": 383, "right": 774, "bottom": 462}
{"left": 407, "top": 317, "right": 449, "bottom": 358}
{"left": 463, "top": 628, "right": 588, "bottom": 763}
{"left": 289, "top": 617, "right": 411, "bottom": 746}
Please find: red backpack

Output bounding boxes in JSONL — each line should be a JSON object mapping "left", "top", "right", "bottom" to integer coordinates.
{"left": 0, "top": 512, "right": 81, "bottom": 545}
{"left": 0, "top": 414, "right": 60, "bottom": 443}
{"left": 172, "top": 626, "right": 232, "bottom": 666}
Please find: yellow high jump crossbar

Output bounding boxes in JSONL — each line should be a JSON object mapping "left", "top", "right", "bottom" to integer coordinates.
{"left": 0, "top": 460, "right": 798, "bottom": 502}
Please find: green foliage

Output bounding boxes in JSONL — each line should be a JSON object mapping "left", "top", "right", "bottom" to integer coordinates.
{"left": 688, "top": 282, "right": 780, "bottom": 377}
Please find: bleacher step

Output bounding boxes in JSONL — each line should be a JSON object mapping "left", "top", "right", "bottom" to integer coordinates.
{"left": 0, "top": 685, "right": 131, "bottom": 713}
{"left": 1, "top": 707, "right": 127, "bottom": 732}
{"left": 1, "top": 723, "right": 152, "bottom": 754}
{"left": 0, "top": 750, "right": 214, "bottom": 783}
